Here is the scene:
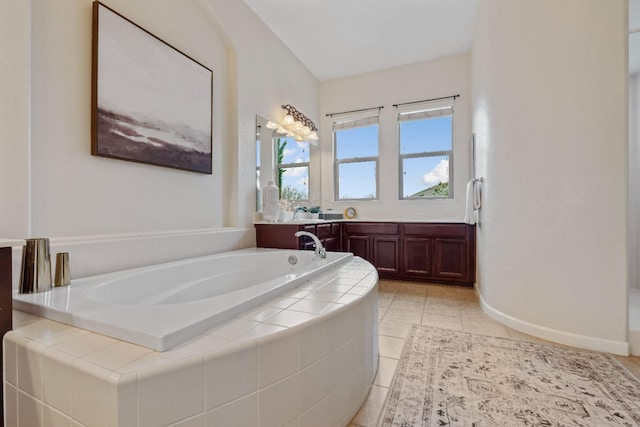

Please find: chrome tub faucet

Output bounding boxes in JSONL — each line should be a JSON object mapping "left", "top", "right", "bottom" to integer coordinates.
{"left": 294, "top": 231, "right": 327, "bottom": 258}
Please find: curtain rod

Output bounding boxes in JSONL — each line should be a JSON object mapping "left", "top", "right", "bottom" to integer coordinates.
{"left": 326, "top": 106, "right": 384, "bottom": 118}
{"left": 393, "top": 94, "right": 459, "bottom": 108}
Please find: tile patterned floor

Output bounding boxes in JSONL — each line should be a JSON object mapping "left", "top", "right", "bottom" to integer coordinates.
{"left": 348, "top": 280, "right": 640, "bottom": 427}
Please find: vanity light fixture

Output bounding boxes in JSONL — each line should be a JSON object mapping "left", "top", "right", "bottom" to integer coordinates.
{"left": 266, "top": 104, "right": 319, "bottom": 143}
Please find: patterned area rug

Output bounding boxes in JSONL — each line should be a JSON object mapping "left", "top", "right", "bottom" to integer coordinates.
{"left": 378, "top": 325, "right": 640, "bottom": 426}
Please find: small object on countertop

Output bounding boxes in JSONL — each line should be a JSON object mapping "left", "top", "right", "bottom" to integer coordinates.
{"left": 19, "top": 238, "right": 52, "bottom": 294}
{"left": 54, "top": 252, "right": 71, "bottom": 287}
{"left": 262, "top": 180, "right": 280, "bottom": 222}
{"left": 344, "top": 207, "right": 357, "bottom": 219}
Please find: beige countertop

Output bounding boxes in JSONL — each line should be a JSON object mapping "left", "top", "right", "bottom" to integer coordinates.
{"left": 254, "top": 219, "right": 468, "bottom": 225}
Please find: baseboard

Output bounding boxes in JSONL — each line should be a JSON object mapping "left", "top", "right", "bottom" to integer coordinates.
{"left": 477, "top": 292, "right": 630, "bottom": 356}
{"left": 630, "top": 329, "right": 640, "bottom": 356}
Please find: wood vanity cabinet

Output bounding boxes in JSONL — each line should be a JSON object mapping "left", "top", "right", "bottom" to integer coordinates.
{"left": 342, "top": 222, "right": 475, "bottom": 286}
{"left": 343, "top": 223, "right": 400, "bottom": 275}
{"left": 255, "top": 222, "right": 342, "bottom": 252}
{"left": 255, "top": 221, "right": 475, "bottom": 286}
{"left": 401, "top": 223, "right": 475, "bottom": 284}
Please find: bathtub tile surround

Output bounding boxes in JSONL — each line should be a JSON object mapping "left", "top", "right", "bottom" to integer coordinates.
{"left": 4, "top": 257, "right": 378, "bottom": 427}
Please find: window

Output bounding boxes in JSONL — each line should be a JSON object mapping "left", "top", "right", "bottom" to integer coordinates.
{"left": 398, "top": 100, "right": 454, "bottom": 199}
{"left": 276, "top": 137, "right": 309, "bottom": 201}
{"left": 333, "top": 114, "right": 379, "bottom": 200}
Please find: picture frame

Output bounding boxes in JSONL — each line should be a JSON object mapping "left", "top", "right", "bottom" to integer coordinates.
{"left": 91, "top": 1, "right": 213, "bottom": 174}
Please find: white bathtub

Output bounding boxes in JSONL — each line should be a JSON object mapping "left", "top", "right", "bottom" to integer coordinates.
{"left": 13, "top": 247, "right": 353, "bottom": 351}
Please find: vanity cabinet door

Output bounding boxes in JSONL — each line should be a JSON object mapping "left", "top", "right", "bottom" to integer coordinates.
{"left": 315, "top": 223, "right": 332, "bottom": 239}
{"left": 372, "top": 236, "right": 400, "bottom": 274}
{"left": 323, "top": 236, "right": 340, "bottom": 252}
{"left": 433, "top": 238, "right": 470, "bottom": 281}
{"left": 345, "top": 235, "right": 370, "bottom": 261}
{"left": 299, "top": 225, "right": 318, "bottom": 251}
{"left": 402, "top": 237, "right": 432, "bottom": 277}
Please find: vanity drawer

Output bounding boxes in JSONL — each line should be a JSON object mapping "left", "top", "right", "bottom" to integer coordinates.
{"left": 344, "top": 222, "right": 399, "bottom": 235}
{"left": 315, "top": 223, "right": 332, "bottom": 239}
{"left": 403, "top": 223, "right": 467, "bottom": 238}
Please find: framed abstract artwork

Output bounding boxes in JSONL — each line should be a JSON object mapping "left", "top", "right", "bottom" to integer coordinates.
{"left": 91, "top": 1, "right": 213, "bottom": 174}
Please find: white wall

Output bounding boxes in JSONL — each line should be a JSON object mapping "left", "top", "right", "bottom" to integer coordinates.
{"left": 25, "top": 0, "right": 229, "bottom": 238}
{"left": 0, "top": 0, "right": 30, "bottom": 239}
{"left": 1, "top": 0, "right": 321, "bottom": 277}
{"left": 197, "top": 0, "right": 320, "bottom": 227}
{"left": 319, "top": 54, "right": 472, "bottom": 221}
{"left": 631, "top": 73, "right": 640, "bottom": 290}
{"left": 473, "top": 0, "right": 629, "bottom": 354}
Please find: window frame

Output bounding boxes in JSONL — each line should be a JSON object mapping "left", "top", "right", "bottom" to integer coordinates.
{"left": 397, "top": 104, "right": 454, "bottom": 200}
{"left": 332, "top": 114, "right": 380, "bottom": 201}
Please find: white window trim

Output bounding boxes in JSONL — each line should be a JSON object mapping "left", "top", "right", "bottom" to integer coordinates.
{"left": 332, "top": 112, "right": 380, "bottom": 201}
{"left": 397, "top": 99, "right": 455, "bottom": 200}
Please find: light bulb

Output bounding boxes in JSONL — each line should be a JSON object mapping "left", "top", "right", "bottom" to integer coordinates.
{"left": 266, "top": 121, "right": 278, "bottom": 129}
{"left": 283, "top": 114, "right": 294, "bottom": 126}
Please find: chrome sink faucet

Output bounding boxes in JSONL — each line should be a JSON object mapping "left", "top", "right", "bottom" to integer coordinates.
{"left": 294, "top": 231, "right": 327, "bottom": 258}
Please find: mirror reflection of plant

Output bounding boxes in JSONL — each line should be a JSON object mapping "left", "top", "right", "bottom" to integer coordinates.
{"left": 276, "top": 138, "right": 286, "bottom": 199}
{"left": 281, "top": 186, "right": 308, "bottom": 201}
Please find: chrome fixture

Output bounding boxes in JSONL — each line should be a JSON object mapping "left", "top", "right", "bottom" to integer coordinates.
{"left": 266, "top": 105, "right": 319, "bottom": 142}
{"left": 294, "top": 231, "right": 327, "bottom": 258}
{"left": 19, "top": 238, "right": 52, "bottom": 294}
{"left": 54, "top": 252, "right": 71, "bottom": 287}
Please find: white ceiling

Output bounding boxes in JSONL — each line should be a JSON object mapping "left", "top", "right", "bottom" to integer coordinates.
{"left": 242, "top": 0, "right": 478, "bottom": 81}
{"left": 244, "top": 0, "right": 640, "bottom": 80}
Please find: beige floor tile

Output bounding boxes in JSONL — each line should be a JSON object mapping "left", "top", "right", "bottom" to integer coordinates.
{"left": 378, "top": 320, "right": 413, "bottom": 339}
{"left": 459, "top": 304, "right": 489, "bottom": 320}
{"left": 392, "top": 293, "right": 426, "bottom": 302}
{"left": 425, "top": 285, "right": 460, "bottom": 297}
{"left": 378, "top": 335, "right": 405, "bottom": 359}
{"left": 388, "top": 299, "right": 424, "bottom": 312}
{"left": 505, "top": 327, "right": 545, "bottom": 343}
{"left": 457, "top": 290, "right": 479, "bottom": 302}
{"left": 423, "top": 298, "right": 460, "bottom": 316}
{"left": 378, "top": 281, "right": 402, "bottom": 293}
{"left": 378, "top": 292, "right": 395, "bottom": 302}
{"left": 421, "top": 313, "right": 463, "bottom": 330}
{"left": 378, "top": 296, "right": 393, "bottom": 310}
{"left": 350, "top": 385, "right": 388, "bottom": 427}
{"left": 397, "top": 283, "right": 428, "bottom": 296}
{"left": 462, "top": 318, "right": 511, "bottom": 338}
{"left": 505, "top": 327, "right": 574, "bottom": 348}
{"left": 382, "top": 309, "right": 422, "bottom": 324}
{"left": 374, "top": 356, "right": 399, "bottom": 388}
{"left": 614, "top": 355, "right": 640, "bottom": 378}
